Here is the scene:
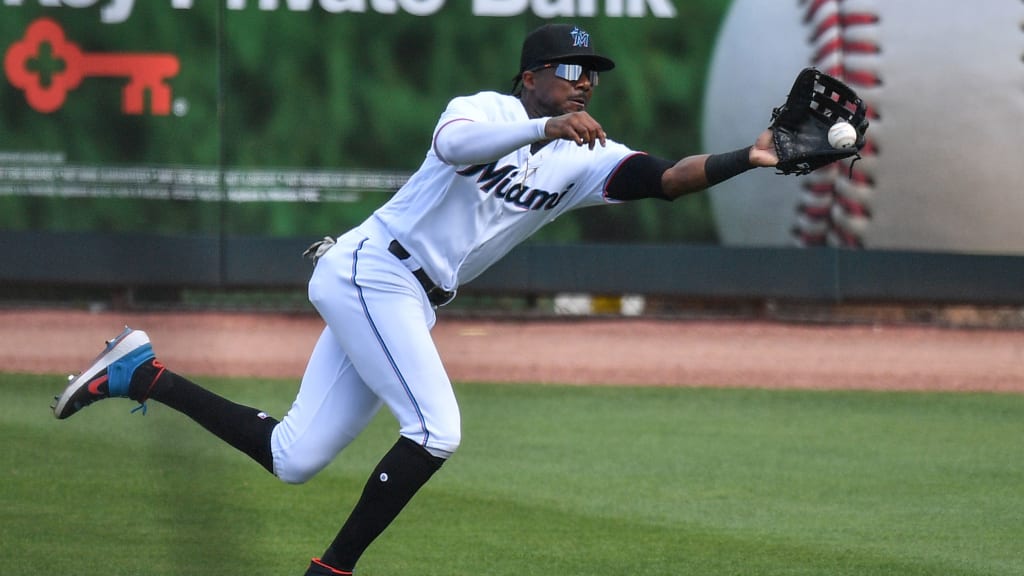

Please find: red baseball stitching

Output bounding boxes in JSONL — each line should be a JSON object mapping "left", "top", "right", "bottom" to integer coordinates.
{"left": 793, "top": 0, "right": 879, "bottom": 248}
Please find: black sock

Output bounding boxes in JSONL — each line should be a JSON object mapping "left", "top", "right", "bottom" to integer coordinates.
{"left": 129, "top": 359, "right": 279, "bottom": 474}
{"left": 320, "top": 436, "right": 445, "bottom": 571}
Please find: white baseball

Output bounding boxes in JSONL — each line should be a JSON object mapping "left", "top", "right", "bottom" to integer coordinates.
{"left": 703, "top": 0, "right": 1024, "bottom": 253}
{"left": 827, "top": 121, "right": 857, "bottom": 149}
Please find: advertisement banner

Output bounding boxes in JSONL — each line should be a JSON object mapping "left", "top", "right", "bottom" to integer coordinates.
{"left": 1, "top": 1, "right": 728, "bottom": 242}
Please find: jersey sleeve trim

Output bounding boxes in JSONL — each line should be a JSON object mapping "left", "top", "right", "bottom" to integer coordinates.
{"left": 432, "top": 118, "right": 475, "bottom": 164}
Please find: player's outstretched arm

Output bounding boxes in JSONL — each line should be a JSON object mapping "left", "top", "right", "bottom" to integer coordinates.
{"left": 661, "top": 129, "right": 777, "bottom": 200}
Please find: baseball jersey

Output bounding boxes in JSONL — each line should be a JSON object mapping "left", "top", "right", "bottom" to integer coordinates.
{"left": 373, "top": 90, "right": 638, "bottom": 291}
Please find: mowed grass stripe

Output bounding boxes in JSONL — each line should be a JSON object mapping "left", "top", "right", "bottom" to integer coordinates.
{"left": 2, "top": 374, "right": 1022, "bottom": 575}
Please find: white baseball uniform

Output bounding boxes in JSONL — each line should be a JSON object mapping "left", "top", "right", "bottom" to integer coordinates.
{"left": 270, "top": 91, "right": 639, "bottom": 482}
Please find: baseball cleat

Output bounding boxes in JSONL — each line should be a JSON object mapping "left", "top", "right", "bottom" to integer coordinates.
{"left": 51, "top": 326, "right": 154, "bottom": 420}
{"left": 305, "top": 558, "right": 353, "bottom": 575}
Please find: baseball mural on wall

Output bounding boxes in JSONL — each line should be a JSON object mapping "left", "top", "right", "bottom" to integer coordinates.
{"left": 703, "top": 0, "right": 1024, "bottom": 254}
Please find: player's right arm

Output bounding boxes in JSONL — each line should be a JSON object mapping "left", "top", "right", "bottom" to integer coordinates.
{"left": 432, "top": 92, "right": 608, "bottom": 165}
{"left": 432, "top": 92, "right": 553, "bottom": 166}
{"left": 433, "top": 117, "right": 549, "bottom": 165}
{"left": 542, "top": 112, "right": 607, "bottom": 149}
{"left": 434, "top": 111, "right": 605, "bottom": 165}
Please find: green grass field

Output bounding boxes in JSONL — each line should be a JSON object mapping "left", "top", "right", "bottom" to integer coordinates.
{"left": 3, "top": 373, "right": 1022, "bottom": 576}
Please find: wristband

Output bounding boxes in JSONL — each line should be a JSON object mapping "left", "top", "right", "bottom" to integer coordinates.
{"left": 705, "top": 146, "right": 754, "bottom": 186}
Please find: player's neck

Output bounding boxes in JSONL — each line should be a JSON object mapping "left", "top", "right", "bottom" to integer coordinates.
{"left": 530, "top": 140, "right": 552, "bottom": 155}
{"left": 519, "top": 94, "right": 545, "bottom": 120}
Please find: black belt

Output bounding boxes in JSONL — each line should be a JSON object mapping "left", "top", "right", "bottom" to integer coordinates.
{"left": 387, "top": 240, "right": 455, "bottom": 307}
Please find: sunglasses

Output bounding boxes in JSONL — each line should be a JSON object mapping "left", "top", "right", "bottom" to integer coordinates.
{"left": 535, "top": 63, "right": 600, "bottom": 86}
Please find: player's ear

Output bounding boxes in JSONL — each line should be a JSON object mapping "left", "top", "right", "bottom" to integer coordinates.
{"left": 521, "top": 70, "right": 537, "bottom": 90}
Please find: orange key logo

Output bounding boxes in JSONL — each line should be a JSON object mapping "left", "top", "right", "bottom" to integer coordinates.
{"left": 4, "top": 17, "right": 180, "bottom": 115}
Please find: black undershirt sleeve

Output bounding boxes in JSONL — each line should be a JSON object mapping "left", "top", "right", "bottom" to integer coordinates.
{"left": 605, "top": 153, "right": 676, "bottom": 202}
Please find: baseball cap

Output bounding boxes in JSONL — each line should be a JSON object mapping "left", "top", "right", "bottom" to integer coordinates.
{"left": 518, "top": 23, "right": 615, "bottom": 74}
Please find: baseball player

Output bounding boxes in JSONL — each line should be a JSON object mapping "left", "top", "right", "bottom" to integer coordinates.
{"left": 52, "top": 23, "right": 780, "bottom": 575}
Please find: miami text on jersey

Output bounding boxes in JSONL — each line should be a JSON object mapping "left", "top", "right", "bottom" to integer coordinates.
{"left": 456, "top": 162, "right": 571, "bottom": 211}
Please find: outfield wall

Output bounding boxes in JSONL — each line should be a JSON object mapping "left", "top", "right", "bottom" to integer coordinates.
{"left": 3, "top": 231, "right": 1022, "bottom": 306}
{"left": 3, "top": 4, "right": 1022, "bottom": 308}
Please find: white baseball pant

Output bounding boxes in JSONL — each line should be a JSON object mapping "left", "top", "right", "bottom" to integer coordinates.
{"left": 270, "top": 218, "right": 461, "bottom": 484}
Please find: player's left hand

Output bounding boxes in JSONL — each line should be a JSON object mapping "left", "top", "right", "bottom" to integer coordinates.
{"left": 768, "top": 68, "right": 869, "bottom": 175}
{"left": 750, "top": 128, "right": 779, "bottom": 168}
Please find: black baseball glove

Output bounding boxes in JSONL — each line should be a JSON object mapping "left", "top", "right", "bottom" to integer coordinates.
{"left": 770, "top": 68, "right": 869, "bottom": 175}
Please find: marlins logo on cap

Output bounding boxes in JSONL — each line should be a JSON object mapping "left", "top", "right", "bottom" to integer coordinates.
{"left": 569, "top": 26, "right": 590, "bottom": 48}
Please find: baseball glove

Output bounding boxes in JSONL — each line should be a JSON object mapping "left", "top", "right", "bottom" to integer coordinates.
{"left": 770, "top": 68, "right": 869, "bottom": 175}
